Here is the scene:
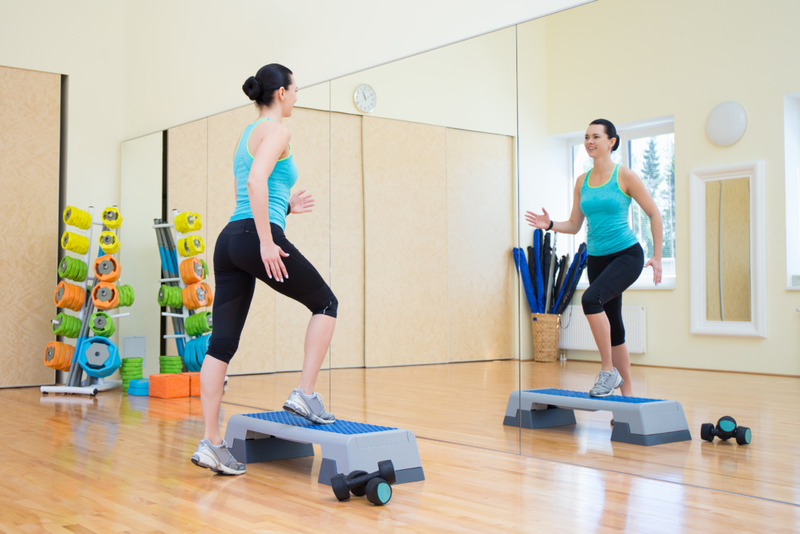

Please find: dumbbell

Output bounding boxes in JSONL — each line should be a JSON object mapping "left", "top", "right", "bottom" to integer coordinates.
{"left": 700, "top": 416, "right": 751, "bottom": 445}
{"left": 331, "top": 460, "right": 396, "bottom": 505}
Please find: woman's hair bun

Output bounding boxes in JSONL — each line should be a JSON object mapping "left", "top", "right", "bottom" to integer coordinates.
{"left": 243, "top": 64, "right": 293, "bottom": 107}
{"left": 242, "top": 76, "right": 262, "bottom": 101}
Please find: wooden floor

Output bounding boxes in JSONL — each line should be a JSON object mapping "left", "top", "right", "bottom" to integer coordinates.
{"left": 2, "top": 361, "right": 799, "bottom": 532}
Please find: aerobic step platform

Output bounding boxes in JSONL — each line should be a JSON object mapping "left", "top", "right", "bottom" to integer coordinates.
{"left": 503, "top": 389, "right": 691, "bottom": 446}
{"left": 224, "top": 411, "right": 425, "bottom": 485}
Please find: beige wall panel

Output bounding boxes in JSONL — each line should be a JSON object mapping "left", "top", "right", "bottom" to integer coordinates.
{"left": 0, "top": 66, "right": 60, "bottom": 386}
{"left": 720, "top": 178, "right": 751, "bottom": 321}
{"left": 705, "top": 179, "right": 751, "bottom": 322}
{"left": 207, "top": 105, "right": 277, "bottom": 375}
{"left": 330, "top": 113, "right": 365, "bottom": 369}
{"left": 167, "top": 119, "right": 208, "bottom": 357}
{"left": 364, "top": 117, "right": 448, "bottom": 367}
{"left": 275, "top": 108, "right": 331, "bottom": 372}
{"left": 446, "top": 129, "right": 515, "bottom": 361}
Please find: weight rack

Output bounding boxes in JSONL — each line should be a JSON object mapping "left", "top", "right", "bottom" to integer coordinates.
{"left": 42, "top": 206, "right": 130, "bottom": 396}
{"left": 153, "top": 209, "right": 212, "bottom": 372}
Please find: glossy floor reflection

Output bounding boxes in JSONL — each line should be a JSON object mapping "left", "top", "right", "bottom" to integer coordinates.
{"left": 1, "top": 362, "right": 798, "bottom": 532}
{"left": 519, "top": 360, "right": 800, "bottom": 505}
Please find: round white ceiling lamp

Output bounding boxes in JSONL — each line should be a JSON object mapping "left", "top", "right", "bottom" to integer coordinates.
{"left": 706, "top": 101, "right": 747, "bottom": 147}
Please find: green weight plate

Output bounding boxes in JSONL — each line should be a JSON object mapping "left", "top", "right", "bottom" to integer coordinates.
{"left": 122, "top": 357, "right": 143, "bottom": 363}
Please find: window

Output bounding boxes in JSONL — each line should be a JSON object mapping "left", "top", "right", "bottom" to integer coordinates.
{"left": 784, "top": 92, "right": 800, "bottom": 289}
{"left": 567, "top": 120, "right": 676, "bottom": 289}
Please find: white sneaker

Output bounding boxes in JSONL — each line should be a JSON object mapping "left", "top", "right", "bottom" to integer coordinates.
{"left": 283, "top": 388, "right": 335, "bottom": 424}
{"left": 191, "top": 439, "right": 246, "bottom": 475}
{"left": 589, "top": 368, "right": 623, "bottom": 397}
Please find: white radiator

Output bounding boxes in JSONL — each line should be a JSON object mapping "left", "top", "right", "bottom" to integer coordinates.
{"left": 557, "top": 305, "right": 647, "bottom": 354}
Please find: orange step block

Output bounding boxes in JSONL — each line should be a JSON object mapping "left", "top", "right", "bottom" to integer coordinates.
{"left": 183, "top": 372, "right": 201, "bottom": 397}
{"left": 149, "top": 373, "right": 190, "bottom": 399}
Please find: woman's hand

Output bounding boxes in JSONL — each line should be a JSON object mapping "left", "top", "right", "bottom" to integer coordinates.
{"left": 260, "top": 242, "right": 290, "bottom": 282}
{"left": 645, "top": 256, "right": 662, "bottom": 285}
{"left": 289, "top": 188, "right": 315, "bottom": 215}
{"left": 525, "top": 208, "right": 551, "bottom": 230}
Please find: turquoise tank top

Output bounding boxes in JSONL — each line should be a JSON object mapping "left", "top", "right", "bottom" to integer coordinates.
{"left": 579, "top": 164, "right": 639, "bottom": 256}
{"left": 230, "top": 117, "right": 298, "bottom": 229}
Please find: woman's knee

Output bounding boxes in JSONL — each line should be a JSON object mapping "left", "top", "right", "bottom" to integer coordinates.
{"left": 206, "top": 338, "right": 239, "bottom": 364}
{"left": 581, "top": 288, "right": 605, "bottom": 315}
{"left": 311, "top": 293, "right": 338, "bottom": 318}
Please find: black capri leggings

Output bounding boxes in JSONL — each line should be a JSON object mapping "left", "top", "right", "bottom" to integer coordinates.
{"left": 581, "top": 243, "right": 643, "bottom": 347}
{"left": 206, "top": 218, "right": 337, "bottom": 364}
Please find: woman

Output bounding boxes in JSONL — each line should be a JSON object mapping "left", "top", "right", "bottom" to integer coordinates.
{"left": 526, "top": 119, "right": 662, "bottom": 398}
{"left": 192, "top": 64, "right": 337, "bottom": 475}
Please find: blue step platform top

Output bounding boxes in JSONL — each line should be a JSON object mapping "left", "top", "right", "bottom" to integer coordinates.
{"left": 243, "top": 411, "right": 397, "bottom": 434}
{"left": 523, "top": 389, "right": 663, "bottom": 404}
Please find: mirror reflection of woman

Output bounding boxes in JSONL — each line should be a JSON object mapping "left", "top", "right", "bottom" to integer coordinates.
{"left": 192, "top": 64, "right": 338, "bottom": 476}
{"left": 526, "top": 119, "right": 662, "bottom": 397}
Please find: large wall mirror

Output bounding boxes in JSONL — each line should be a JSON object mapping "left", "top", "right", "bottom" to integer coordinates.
{"left": 118, "top": 0, "right": 786, "bottom": 506}
{"left": 121, "top": 27, "right": 521, "bottom": 455}
{"left": 327, "top": 27, "right": 519, "bottom": 454}
{"left": 513, "top": 0, "right": 783, "bottom": 507}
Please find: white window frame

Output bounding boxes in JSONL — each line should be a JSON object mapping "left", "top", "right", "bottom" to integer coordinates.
{"left": 784, "top": 92, "right": 800, "bottom": 290}
{"left": 565, "top": 116, "right": 676, "bottom": 290}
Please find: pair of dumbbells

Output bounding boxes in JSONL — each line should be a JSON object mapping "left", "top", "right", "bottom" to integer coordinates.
{"left": 701, "top": 416, "right": 751, "bottom": 445}
{"left": 331, "top": 460, "right": 396, "bottom": 505}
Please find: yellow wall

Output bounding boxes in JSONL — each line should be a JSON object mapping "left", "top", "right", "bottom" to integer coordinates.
{"left": 518, "top": 0, "right": 800, "bottom": 374}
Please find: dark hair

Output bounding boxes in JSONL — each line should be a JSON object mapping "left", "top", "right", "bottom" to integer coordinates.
{"left": 242, "top": 63, "right": 294, "bottom": 107}
{"left": 590, "top": 118, "right": 620, "bottom": 152}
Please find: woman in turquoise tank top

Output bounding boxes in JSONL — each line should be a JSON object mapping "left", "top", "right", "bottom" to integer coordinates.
{"left": 526, "top": 119, "right": 663, "bottom": 398}
{"left": 192, "top": 64, "right": 338, "bottom": 476}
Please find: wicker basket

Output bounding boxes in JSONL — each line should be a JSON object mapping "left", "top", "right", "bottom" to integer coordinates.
{"left": 531, "top": 313, "right": 561, "bottom": 362}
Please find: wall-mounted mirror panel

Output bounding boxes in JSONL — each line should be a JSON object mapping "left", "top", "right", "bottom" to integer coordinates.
{"left": 515, "top": 0, "right": 786, "bottom": 506}
{"left": 326, "top": 27, "right": 520, "bottom": 454}
{"left": 116, "top": 0, "right": 800, "bottom": 511}
{"left": 704, "top": 178, "right": 751, "bottom": 322}
{"left": 121, "top": 29, "right": 520, "bottom": 453}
